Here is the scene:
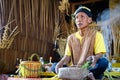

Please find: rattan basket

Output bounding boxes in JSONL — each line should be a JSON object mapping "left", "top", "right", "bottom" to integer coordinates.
{"left": 19, "top": 61, "right": 42, "bottom": 78}
{"left": 19, "top": 53, "right": 42, "bottom": 78}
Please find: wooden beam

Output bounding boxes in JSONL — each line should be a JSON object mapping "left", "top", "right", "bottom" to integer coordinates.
{"left": 70, "top": 0, "right": 103, "bottom": 14}
{"left": 70, "top": 0, "right": 103, "bottom": 5}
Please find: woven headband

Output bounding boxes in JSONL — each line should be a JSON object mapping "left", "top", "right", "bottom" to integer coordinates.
{"left": 74, "top": 6, "right": 92, "bottom": 17}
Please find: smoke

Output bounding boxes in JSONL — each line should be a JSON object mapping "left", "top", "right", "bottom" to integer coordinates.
{"left": 97, "top": 9, "right": 110, "bottom": 28}
{"left": 96, "top": 2, "right": 120, "bottom": 58}
{"left": 109, "top": 3, "right": 120, "bottom": 30}
{"left": 96, "top": 8, "right": 112, "bottom": 58}
{"left": 97, "top": 1, "right": 120, "bottom": 28}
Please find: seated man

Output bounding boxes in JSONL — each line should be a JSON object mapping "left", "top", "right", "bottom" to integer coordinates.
{"left": 55, "top": 5, "right": 108, "bottom": 80}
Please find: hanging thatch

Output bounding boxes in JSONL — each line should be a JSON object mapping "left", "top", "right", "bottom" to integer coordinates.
{"left": 0, "top": 0, "right": 60, "bottom": 73}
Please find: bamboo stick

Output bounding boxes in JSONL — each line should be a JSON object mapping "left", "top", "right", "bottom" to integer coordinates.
{"left": 19, "top": 0, "right": 23, "bottom": 32}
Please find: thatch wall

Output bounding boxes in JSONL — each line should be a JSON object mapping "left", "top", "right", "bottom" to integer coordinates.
{"left": 0, "top": 0, "right": 60, "bottom": 73}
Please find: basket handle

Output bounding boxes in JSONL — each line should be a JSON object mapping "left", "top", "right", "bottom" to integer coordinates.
{"left": 29, "top": 53, "right": 40, "bottom": 61}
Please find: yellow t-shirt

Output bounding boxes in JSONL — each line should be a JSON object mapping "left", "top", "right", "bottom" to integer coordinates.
{"left": 65, "top": 31, "right": 106, "bottom": 56}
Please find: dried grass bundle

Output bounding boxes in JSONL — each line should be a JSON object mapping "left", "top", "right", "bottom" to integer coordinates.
{"left": 109, "top": 0, "right": 120, "bottom": 58}
{"left": 110, "top": 15, "right": 120, "bottom": 57}
{"left": 58, "top": 0, "right": 70, "bottom": 15}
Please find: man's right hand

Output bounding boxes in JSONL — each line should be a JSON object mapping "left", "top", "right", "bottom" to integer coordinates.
{"left": 55, "top": 62, "right": 63, "bottom": 73}
{"left": 55, "top": 55, "right": 71, "bottom": 73}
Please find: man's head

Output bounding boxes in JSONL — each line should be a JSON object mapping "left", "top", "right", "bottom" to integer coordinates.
{"left": 74, "top": 6, "right": 93, "bottom": 29}
{"left": 74, "top": 6, "right": 92, "bottom": 18}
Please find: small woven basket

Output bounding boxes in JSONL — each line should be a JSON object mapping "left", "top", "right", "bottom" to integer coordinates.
{"left": 58, "top": 67, "right": 89, "bottom": 80}
{"left": 19, "top": 53, "right": 42, "bottom": 78}
{"left": 19, "top": 61, "right": 42, "bottom": 78}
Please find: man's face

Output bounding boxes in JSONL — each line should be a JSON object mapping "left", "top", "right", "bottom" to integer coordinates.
{"left": 75, "top": 12, "right": 92, "bottom": 30}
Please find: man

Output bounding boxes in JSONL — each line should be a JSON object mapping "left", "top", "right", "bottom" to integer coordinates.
{"left": 55, "top": 6, "right": 108, "bottom": 80}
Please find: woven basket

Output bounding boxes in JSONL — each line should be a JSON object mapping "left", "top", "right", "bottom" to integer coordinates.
{"left": 58, "top": 67, "right": 89, "bottom": 80}
{"left": 19, "top": 61, "right": 42, "bottom": 78}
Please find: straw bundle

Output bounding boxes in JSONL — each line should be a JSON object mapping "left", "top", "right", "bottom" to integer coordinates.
{"left": 109, "top": 0, "right": 120, "bottom": 57}
{"left": 110, "top": 15, "right": 120, "bottom": 57}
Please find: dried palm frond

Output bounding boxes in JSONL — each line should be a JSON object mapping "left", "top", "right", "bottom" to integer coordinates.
{"left": 0, "top": 24, "right": 20, "bottom": 49}
{"left": 0, "top": 0, "right": 19, "bottom": 49}
{"left": 6, "top": 26, "right": 20, "bottom": 49}
{"left": 0, "top": 25, "right": 9, "bottom": 48}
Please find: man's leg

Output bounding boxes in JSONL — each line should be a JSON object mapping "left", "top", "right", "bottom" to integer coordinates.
{"left": 89, "top": 57, "right": 109, "bottom": 79}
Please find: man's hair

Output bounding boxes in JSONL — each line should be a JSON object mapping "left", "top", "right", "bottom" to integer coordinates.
{"left": 74, "top": 6, "right": 92, "bottom": 17}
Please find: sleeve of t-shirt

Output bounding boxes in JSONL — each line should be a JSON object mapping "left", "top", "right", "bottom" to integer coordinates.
{"left": 65, "top": 42, "right": 71, "bottom": 56}
{"left": 64, "top": 35, "right": 73, "bottom": 56}
{"left": 94, "top": 32, "right": 106, "bottom": 54}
